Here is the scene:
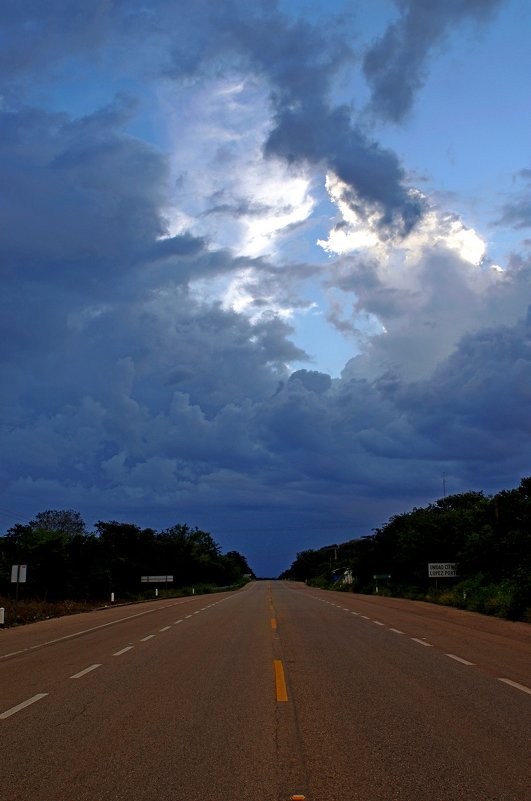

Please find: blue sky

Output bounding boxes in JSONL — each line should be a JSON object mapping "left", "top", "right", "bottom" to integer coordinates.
{"left": 1, "top": 0, "right": 531, "bottom": 575}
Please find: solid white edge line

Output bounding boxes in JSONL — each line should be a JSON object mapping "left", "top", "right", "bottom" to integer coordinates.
{"left": 446, "top": 653, "right": 474, "bottom": 666}
{"left": 411, "top": 638, "right": 432, "bottom": 647}
{"left": 0, "top": 693, "right": 48, "bottom": 720}
{"left": 113, "top": 646, "right": 134, "bottom": 656}
{"left": 0, "top": 649, "right": 28, "bottom": 660}
{"left": 498, "top": 678, "right": 531, "bottom": 696}
{"left": 70, "top": 664, "right": 102, "bottom": 679}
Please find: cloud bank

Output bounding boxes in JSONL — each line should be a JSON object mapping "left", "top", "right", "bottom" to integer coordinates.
{"left": 1, "top": 0, "right": 530, "bottom": 574}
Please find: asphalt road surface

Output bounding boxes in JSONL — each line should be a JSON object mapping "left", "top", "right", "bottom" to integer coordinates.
{"left": 1, "top": 582, "right": 530, "bottom": 801}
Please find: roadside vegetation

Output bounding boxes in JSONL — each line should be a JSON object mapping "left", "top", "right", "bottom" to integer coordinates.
{"left": 0, "top": 511, "right": 254, "bottom": 627}
{"left": 280, "top": 477, "right": 531, "bottom": 622}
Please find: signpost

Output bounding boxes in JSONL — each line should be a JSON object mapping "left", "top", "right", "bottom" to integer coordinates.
{"left": 11, "top": 564, "right": 27, "bottom": 624}
{"left": 11, "top": 564, "right": 27, "bottom": 584}
{"left": 428, "top": 563, "right": 457, "bottom": 577}
{"left": 141, "top": 575, "right": 173, "bottom": 598}
{"left": 373, "top": 573, "right": 391, "bottom": 593}
{"left": 428, "top": 562, "right": 457, "bottom": 590}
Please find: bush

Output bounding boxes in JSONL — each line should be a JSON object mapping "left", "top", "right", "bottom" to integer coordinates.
{"left": 0, "top": 596, "right": 97, "bottom": 627}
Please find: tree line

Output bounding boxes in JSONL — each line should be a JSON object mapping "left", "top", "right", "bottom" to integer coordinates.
{"left": 280, "top": 477, "right": 531, "bottom": 621}
{"left": 0, "top": 510, "right": 254, "bottom": 602}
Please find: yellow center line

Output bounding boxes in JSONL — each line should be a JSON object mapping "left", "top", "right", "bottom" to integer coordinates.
{"left": 274, "top": 659, "right": 288, "bottom": 702}
{"left": 271, "top": 617, "right": 277, "bottom": 630}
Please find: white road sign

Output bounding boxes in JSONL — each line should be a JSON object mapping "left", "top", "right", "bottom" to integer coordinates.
{"left": 11, "top": 564, "right": 27, "bottom": 583}
{"left": 428, "top": 562, "right": 457, "bottom": 577}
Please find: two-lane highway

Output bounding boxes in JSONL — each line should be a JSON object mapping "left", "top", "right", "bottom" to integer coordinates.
{"left": 1, "top": 582, "right": 530, "bottom": 801}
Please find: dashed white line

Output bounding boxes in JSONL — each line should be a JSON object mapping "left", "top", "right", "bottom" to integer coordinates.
{"left": 1, "top": 603, "right": 188, "bottom": 660}
{"left": 159, "top": 626, "right": 171, "bottom": 632}
{"left": 140, "top": 634, "right": 155, "bottom": 641}
{"left": 498, "top": 678, "right": 531, "bottom": 696}
{"left": 0, "top": 693, "right": 48, "bottom": 720}
{"left": 389, "top": 628, "right": 404, "bottom": 634}
{"left": 446, "top": 653, "right": 474, "bottom": 666}
{"left": 70, "top": 664, "right": 102, "bottom": 679}
{"left": 113, "top": 646, "right": 134, "bottom": 656}
{"left": 361, "top": 615, "right": 370, "bottom": 620}
{"left": 373, "top": 620, "right": 385, "bottom": 626}
{"left": 411, "top": 638, "right": 432, "bottom": 647}
{"left": 185, "top": 614, "right": 193, "bottom": 619}
{"left": 174, "top": 620, "right": 183, "bottom": 625}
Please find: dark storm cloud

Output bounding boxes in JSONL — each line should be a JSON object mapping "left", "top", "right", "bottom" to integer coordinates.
{"left": 496, "top": 169, "right": 531, "bottom": 229}
{"left": 265, "top": 104, "right": 423, "bottom": 234}
{"left": 0, "top": 2, "right": 113, "bottom": 86}
{"left": 0, "top": 101, "right": 167, "bottom": 292}
{"left": 389, "top": 308, "right": 531, "bottom": 492}
{"left": 363, "top": 0, "right": 504, "bottom": 122}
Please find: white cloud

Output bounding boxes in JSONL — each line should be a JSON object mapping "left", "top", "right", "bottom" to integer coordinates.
{"left": 319, "top": 172, "right": 487, "bottom": 266}
{"left": 163, "top": 75, "right": 316, "bottom": 259}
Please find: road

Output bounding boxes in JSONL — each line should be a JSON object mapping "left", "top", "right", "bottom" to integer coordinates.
{"left": 1, "top": 582, "right": 530, "bottom": 801}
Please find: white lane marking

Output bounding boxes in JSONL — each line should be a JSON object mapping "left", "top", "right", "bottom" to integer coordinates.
{"left": 159, "top": 626, "right": 171, "bottom": 632}
{"left": 185, "top": 614, "right": 193, "bottom": 619}
{"left": 174, "top": 620, "right": 183, "bottom": 625}
{"left": 361, "top": 615, "right": 370, "bottom": 620}
{"left": 411, "top": 638, "right": 432, "bottom": 647}
{"left": 498, "top": 678, "right": 531, "bottom": 696}
{"left": 446, "top": 653, "right": 474, "bottom": 666}
{"left": 0, "top": 650, "right": 27, "bottom": 659}
{"left": 0, "top": 693, "right": 48, "bottom": 720}
{"left": 193, "top": 611, "right": 200, "bottom": 615}
{"left": 0, "top": 600, "right": 198, "bottom": 660}
{"left": 113, "top": 646, "right": 134, "bottom": 656}
{"left": 70, "top": 664, "right": 102, "bottom": 679}
{"left": 140, "top": 635, "right": 155, "bottom": 641}
{"left": 373, "top": 620, "right": 385, "bottom": 626}
{"left": 350, "top": 611, "right": 360, "bottom": 615}
{"left": 389, "top": 628, "right": 404, "bottom": 634}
